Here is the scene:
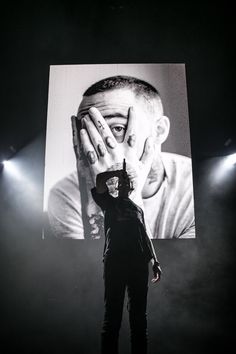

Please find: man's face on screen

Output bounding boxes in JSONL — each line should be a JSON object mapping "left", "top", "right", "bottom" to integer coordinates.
{"left": 77, "top": 88, "right": 162, "bottom": 159}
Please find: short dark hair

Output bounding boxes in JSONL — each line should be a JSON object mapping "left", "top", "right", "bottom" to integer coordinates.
{"left": 83, "top": 75, "right": 160, "bottom": 101}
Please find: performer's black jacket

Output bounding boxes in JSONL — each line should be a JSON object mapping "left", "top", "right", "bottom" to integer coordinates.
{"left": 91, "top": 187, "right": 156, "bottom": 263}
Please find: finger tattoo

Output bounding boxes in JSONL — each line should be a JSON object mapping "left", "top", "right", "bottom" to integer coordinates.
{"left": 97, "top": 120, "right": 105, "bottom": 130}
{"left": 97, "top": 143, "right": 106, "bottom": 157}
{"left": 87, "top": 151, "right": 97, "bottom": 164}
{"left": 127, "top": 134, "right": 136, "bottom": 147}
{"left": 105, "top": 136, "right": 116, "bottom": 149}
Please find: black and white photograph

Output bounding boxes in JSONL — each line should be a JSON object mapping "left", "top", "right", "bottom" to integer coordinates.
{"left": 1, "top": 3, "right": 234, "bottom": 354}
{"left": 44, "top": 63, "right": 195, "bottom": 240}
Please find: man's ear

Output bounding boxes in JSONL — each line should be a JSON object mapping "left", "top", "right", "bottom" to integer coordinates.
{"left": 155, "top": 116, "right": 170, "bottom": 144}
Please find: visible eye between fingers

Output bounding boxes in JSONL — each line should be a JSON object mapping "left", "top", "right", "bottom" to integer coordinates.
{"left": 110, "top": 125, "right": 126, "bottom": 136}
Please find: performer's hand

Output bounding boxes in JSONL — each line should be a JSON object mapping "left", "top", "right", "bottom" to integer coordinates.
{"left": 72, "top": 107, "right": 125, "bottom": 184}
{"left": 151, "top": 261, "right": 162, "bottom": 283}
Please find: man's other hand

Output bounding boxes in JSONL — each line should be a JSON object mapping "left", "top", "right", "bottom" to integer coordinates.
{"left": 151, "top": 261, "right": 162, "bottom": 283}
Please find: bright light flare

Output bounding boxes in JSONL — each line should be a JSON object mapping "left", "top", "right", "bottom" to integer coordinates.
{"left": 224, "top": 153, "right": 236, "bottom": 168}
{"left": 210, "top": 152, "right": 236, "bottom": 186}
{"left": 2, "top": 159, "right": 22, "bottom": 180}
{"left": 2, "top": 158, "right": 37, "bottom": 194}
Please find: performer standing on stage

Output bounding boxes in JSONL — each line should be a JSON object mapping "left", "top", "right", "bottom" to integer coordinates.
{"left": 91, "top": 159, "right": 162, "bottom": 354}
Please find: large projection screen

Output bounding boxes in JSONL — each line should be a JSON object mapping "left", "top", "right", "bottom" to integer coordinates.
{"left": 43, "top": 64, "right": 195, "bottom": 239}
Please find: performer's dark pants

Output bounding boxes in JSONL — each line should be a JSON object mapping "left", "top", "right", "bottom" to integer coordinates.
{"left": 101, "top": 258, "right": 149, "bottom": 354}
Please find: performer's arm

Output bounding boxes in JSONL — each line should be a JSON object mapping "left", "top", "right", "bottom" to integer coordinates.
{"left": 148, "top": 238, "right": 162, "bottom": 283}
{"left": 145, "top": 221, "right": 159, "bottom": 263}
{"left": 142, "top": 212, "right": 162, "bottom": 283}
{"left": 96, "top": 170, "right": 123, "bottom": 193}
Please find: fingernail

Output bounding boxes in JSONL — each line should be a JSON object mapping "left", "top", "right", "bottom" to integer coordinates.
{"left": 105, "top": 136, "right": 116, "bottom": 149}
{"left": 98, "top": 143, "right": 106, "bottom": 157}
{"left": 89, "top": 107, "right": 97, "bottom": 114}
{"left": 80, "top": 128, "right": 86, "bottom": 135}
{"left": 87, "top": 151, "right": 97, "bottom": 164}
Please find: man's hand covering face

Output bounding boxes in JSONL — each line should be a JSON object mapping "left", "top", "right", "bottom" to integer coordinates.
{"left": 71, "top": 106, "right": 155, "bottom": 198}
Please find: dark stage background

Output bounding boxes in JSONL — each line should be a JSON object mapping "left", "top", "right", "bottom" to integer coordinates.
{"left": 0, "top": 1, "right": 235, "bottom": 354}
